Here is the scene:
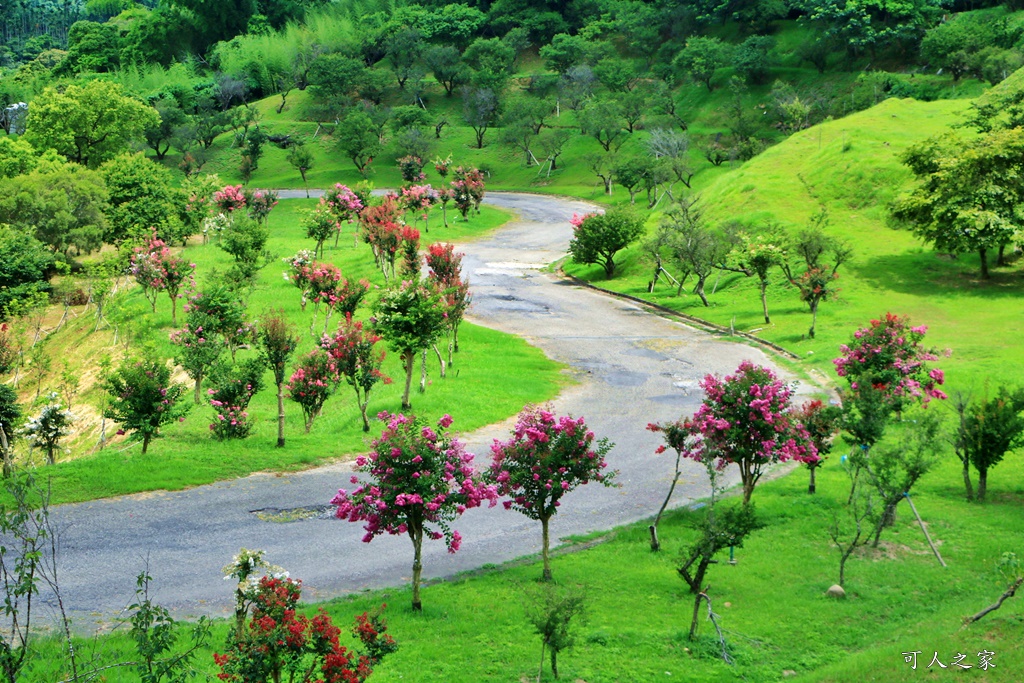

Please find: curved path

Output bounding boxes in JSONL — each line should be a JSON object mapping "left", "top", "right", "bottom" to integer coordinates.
{"left": 49, "top": 193, "right": 812, "bottom": 631}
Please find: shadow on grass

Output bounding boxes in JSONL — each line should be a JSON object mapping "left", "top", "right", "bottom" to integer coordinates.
{"left": 850, "top": 251, "right": 1024, "bottom": 299}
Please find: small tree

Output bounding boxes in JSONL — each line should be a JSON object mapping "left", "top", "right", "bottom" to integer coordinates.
{"left": 796, "top": 400, "right": 843, "bottom": 494}
{"left": 568, "top": 209, "right": 645, "bottom": 278}
{"left": 372, "top": 281, "right": 447, "bottom": 410}
{"left": 952, "top": 386, "right": 1024, "bottom": 502}
{"left": 331, "top": 412, "right": 497, "bottom": 610}
{"left": 171, "top": 312, "right": 225, "bottom": 404}
{"left": 489, "top": 406, "right": 616, "bottom": 581}
{"left": 733, "top": 230, "right": 786, "bottom": 324}
{"left": 103, "top": 357, "right": 190, "bottom": 454}
{"left": 524, "top": 583, "right": 586, "bottom": 681}
{"left": 683, "top": 361, "right": 817, "bottom": 505}
{"left": 220, "top": 215, "right": 270, "bottom": 283}
{"left": 827, "top": 465, "right": 876, "bottom": 588}
{"left": 258, "top": 311, "right": 299, "bottom": 447}
{"left": 781, "top": 212, "right": 852, "bottom": 339}
{"left": 303, "top": 205, "right": 337, "bottom": 259}
{"left": 287, "top": 349, "right": 336, "bottom": 433}
{"left": 286, "top": 143, "right": 315, "bottom": 198}
{"left": 426, "top": 243, "right": 472, "bottom": 366}
{"left": 646, "top": 418, "right": 688, "bottom": 551}
{"left": 21, "top": 393, "right": 74, "bottom": 466}
{"left": 450, "top": 166, "right": 486, "bottom": 220}
{"left": 321, "top": 315, "right": 391, "bottom": 432}
{"left": 207, "top": 358, "right": 266, "bottom": 440}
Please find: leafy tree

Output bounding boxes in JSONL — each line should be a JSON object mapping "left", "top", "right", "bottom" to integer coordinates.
{"left": 891, "top": 129, "right": 1024, "bottom": 278}
{"left": 371, "top": 280, "right": 446, "bottom": 410}
{"left": 257, "top": 311, "right": 299, "bottom": 448}
{"left": 827, "top": 465, "right": 876, "bottom": 588}
{"left": 733, "top": 36, "right": 774, "bottom": 85}
{"left": 25, "top": 80, "right": 158, "bottom": 168}
{"left": 797, "top": 400, "right": 843, "bottom": 494}
{"left": 463, "top": 37, "right": 516, "bottom": 91}
{"left": 171, "top": 311, "right": 225, "bottom": 404}
{"left": 0, "top": 226, "right": 54, "bottom": 320}
{"left": 540, "top": 33, "right": 590, "bottom": 75}
{"left": 144, "top": 96, "right": 188, "bottom": 161}
{"left": 103, "top": 356, "right": 190, "bottom": 455}
{"left": 581, "top": 99, "right": 625, "bottom": 152}
{"left": 568, "top": 208, "right": 645, "bottom": 278}
{"left": 953, "top": 386, "right": 1024, "bottom": 502}
{"left": 220, "top": 215, "right": 270, "bottom": 283}
{"left": 101, "top": 152, "right": 187, "bottom": 247}
{"left": 730, "top": 229, "right": 787, "bottom": 324}
{"left": 336, "top": 110, "right": 381, "bottom": 177}
{"left": 386, "top": 27, "right": 424, "bottom": 89}
{"left": 490, "top": 406, "right": 615, "bottom": 581}
{"left": 207, "top": 358, "right": 265, "bottom": 440}
{"left": 675, "top": 36, "right": 730, "bottom": 91}
{"left": 0, "top": 137, "right": 41, "bottom": 179}
{"left": 780, "top": 212, "right": 852, "bottom": 338}
{"left": 461, "top": 86, "right": 498, "bottom": 149}
{"left": 332, "top": 412, "right": 496, "bottom": 610}
{"left": 524, "top": 583, "right": 587, "bottom": 681}
{"left": 167, "top": 0, "right": 256, "bottom": 49}
{"left": 286, "top": 143, "right": 315, "bottom": 199}
{"left": 126, "top": 570, "right": 211, "bottom": 683}
{"left": 424, "top": 45, "right": 469, "bottom": 96}
{"left": 593, "top": 57, "right": 640, "bottom": 93}
{"left": 0, "top": 164, "right": 109, "bottom": 256}
{"left": 801, "top": 0, "right": 945, "bottom": 57}
{"left": 680, "top": 361, "right": 817, "bottom": 505}
{"left": 60, "top": 20, "right": 121, "bottom": 73}
{"left": 287, "top": 349, "right": 336, "bottom": 433}
{"left": 419, "top": 4, "right": 485, "bottom": 49}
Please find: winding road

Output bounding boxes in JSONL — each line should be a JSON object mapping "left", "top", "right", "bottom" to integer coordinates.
{"left": 47, "top": 192, "right": 813, "bottom": 632}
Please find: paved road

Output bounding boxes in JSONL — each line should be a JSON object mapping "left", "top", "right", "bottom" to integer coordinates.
{"left": 47, "top": 192, "right": 813, "bottom": 632}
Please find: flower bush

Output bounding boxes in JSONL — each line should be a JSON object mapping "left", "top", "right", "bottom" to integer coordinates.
{"left": 331, "top": 412, "right": 497, "bottom": 610}
{"left": 21, "top": 392, "right": 73, "bottom": 465}
{"left": 208, "top": 359, "right": 266, "bottom": 440}
{"left": 287, "top": 350, "right": 336, "bottom": 433}
{"left": 321, "top": 315, "right": 390, "bottom": 432}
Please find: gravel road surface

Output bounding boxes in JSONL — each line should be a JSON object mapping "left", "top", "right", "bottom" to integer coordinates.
{"left": 46, "top": 192, "right": 814, "bottom": 632}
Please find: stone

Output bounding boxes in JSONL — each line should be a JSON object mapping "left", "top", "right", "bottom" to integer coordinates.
{"left": 825, "top": 584, "right": 846, "bottom": 599}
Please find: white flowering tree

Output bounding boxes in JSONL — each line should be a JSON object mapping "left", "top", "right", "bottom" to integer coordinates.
{"left": 21, "top": 393, "right": 74, "bottom": 466}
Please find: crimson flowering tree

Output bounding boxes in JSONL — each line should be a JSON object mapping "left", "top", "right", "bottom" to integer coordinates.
{"left": 214, "top": 574, "right": 397, "bottom": 683}
{"left": 684, "top": 361, "right": 817, "bottom": 505}
{"left": 322, "top": 315, "right": 390, "bottom": 432}
{"left": 359, "top": 195, "right": 408, "bottom": 281}
{"left": 794, "top": 400, "right": 843, "bottom": 494}
{"left": 450, "top": 166, "right": 485, "bottom": 219}
{"left": 332, "top": 412, "right": 497, "bottom": 610}
{"left": 287, "top": 349, "right": 337, "bottom": 433}
{"left": 488, "top": 406, "right": 616, "bottom": 581}
{"left": 426, "top": 242, "right": 472, "bottom": 367}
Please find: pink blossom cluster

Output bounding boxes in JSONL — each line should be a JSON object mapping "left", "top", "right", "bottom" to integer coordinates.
{"left": 450, "top": 167, "right": 485, "bottom": 219}
{"left": 129, "top": 232, "right": 194, "bottom": 316}
{"left": 833, "top": 312, "right": 947, "bottom": 405}
{"left": 246, "top": 189, "right": 279, "bottom": 224}
{"left": 321, "top": 183, "right": 364, "bottom": 221}
{"left": 213, "top": 184, "right": 246, "bottom": 213}
{"left": 399, "top": 184, "right": 440, "bottom": 220}
{"left": 331, "top": 412, "right": 497, "bottom": 552}
{"left": 682, "top": 360, "right": 817, "bottom": 472}
{"left": 488, "top": 406, "right": 615, "bottom": 521}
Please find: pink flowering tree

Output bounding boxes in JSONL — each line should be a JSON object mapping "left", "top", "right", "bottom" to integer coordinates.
{"left": 359, "top": 196, "right": 415, "bottom": 282}
{"left": 426, "top": 242, "right": 471, "bottom": 368}
{"left": 287, "top": 349, "right": 337, "bottom": 433}
{"left": 685, "top": 361, "right": 817, "bottom": 506}
{"left": 321, "top": 315, "right": 391, "bottom": 432}
{"left": 450, "top": 167, "right": 485, "bottom": 220}
{"left": 795, "top": 400, "right": 843, "bottom": 495}
{"left": 645, "top": 418, "right": 690, "bottom": 551}
{"left": 397, "top": 155, "right": 426, "bottom": 184}
{"left": 399, "top": 185, "right": 440, "bottom": 233}
{"left": 488, "top": 406, "right": 616, "bottom": 581}
{"left": 318, "top": 278, "right": 371, "bottom": 336}
{"left": 245, "top": 189, "right": 278, "bottom": 226}
{"left": 331, "top": 412, "right": 497, "bottom": 610}
{"left": 321, "top": 183, "right": 364, "bottom": 248}
{"left": 213, "top": 184, "right": 247, "bottom": 214}
{"left": 303, "top": 204, "right": 339, "bottom": 259}
{"left": 284, "top": 250, "right": 316, "bottom": 310}
{"left": 207, "top": 359, "right": 265, "bottom": 440}
{"left": 129, "top": 233, "right": 195, "bottom": 325}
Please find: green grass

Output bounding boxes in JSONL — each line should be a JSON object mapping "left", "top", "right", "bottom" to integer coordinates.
{"left": 24, "top": 449, "right": 1024, "bottom": 682}
{"left": 21, "top": 199, "right": 567, "bottom": 506}
{"left": 566, "top": 96, "right": 1024, "bottom": 395}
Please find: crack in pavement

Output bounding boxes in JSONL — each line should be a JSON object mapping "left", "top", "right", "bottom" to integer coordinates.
{"left": 46, "top": 192, "right": 819, "bottom": 633}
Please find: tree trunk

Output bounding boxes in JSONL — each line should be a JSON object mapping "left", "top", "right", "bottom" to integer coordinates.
{"left": 432, "top": 344, "right": 447, "bottom": 378}
{"left": 962, "top": 459, "right": 974, "bottom": 502}
{"left": 410, "top": 522, "right": 424, "bottom": 611}
{"left": 979, "top": 247, "right": 990, "bottom": 279}
{"left": 402, "top": 351, "right": 415, "bottom": 410}
{"left": 651, "top": 456, "right": 682, "bottom": 551}
{"left": 760, "top": 280, "right": 770, "bottom": 324}
{"left": 141, "top": 435, "right": 150, "bottom": 455}
{"left": 694, "top": 276, "right": 710, "bottom": 306}
{"left": 419, "top": 348, "right": 428, "bottom": 393}
{"left": 808, "top": 463, "right": 817, "bottom": 494}
{"left": 541, "top": 515, "right": 553, "bottom": 581}
{"left": 978, "top": 467, "right": 988, "bottom": 501}
{"left": 171, "top": 296, "right": 178, "bottom": 327}
{"left": 603, "top": 256, "right": 616, "bottom": 278}
{"left": 194, "top": 375, "right": 202, "bottom": 404}
{"left": 808, "top": 299, "right": 819, "bottom": 339}
{"left": 276, "top": 382, "right": 286, "bottom": 447}
{"left": 689, "top": 592, "right": 703, "bottom": 640}
{"left": 550, "top": 649, "right": 559, "bottom": 680}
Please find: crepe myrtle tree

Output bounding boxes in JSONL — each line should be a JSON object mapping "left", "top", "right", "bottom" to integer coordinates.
{"left": 684, "top": 361, "right": 817, "bottom": 505}
{"left": 371, "top": 280, "right": 447, "bottom": 411}
{"left": 332, "top": 412, "right": 497, "bottom": 610}
{"left": 102, "top": 357, "right": 190, "bottom": 455}
{"left": 321, "top": 315, "right": 391, "bottom": 432}
{"left": 489, "top": 406, "right": 616, "bottom": 581}
{"left": 258, "top": 311, "right": 300, "bottom": 447}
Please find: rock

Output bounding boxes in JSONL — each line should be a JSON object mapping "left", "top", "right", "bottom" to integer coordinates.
{"left": 825, "top": 584, "right": 846, "bottom": 599}
{"left": 782, "top": 670, "right": 798, "bottom": 677}
{"left": 724, "top": 602, "right": 731, "bottom": 608}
